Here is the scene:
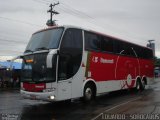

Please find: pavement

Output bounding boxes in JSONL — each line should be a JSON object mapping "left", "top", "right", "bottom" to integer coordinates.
{"left": 93, "top": 78, "right": 160, "bottom": 120}
{"left": 0, "top": 78, "right": 160, "bottom": 120}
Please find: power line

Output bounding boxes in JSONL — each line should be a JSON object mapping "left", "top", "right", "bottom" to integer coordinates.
{"left": 31, "top": 0, "right": 50, "bottom": 5}
{"left": 0, "top": 33, "right": 28, "bottom": 42}
{"left": 53, "top": 0, "right": 149, "bottom": 41}
{"left": 54, "top": 1, "right": 137, "bottom": 37}
{"left": 60, "top": 3, "right": 93, "bottom": 19}
{"left": 41, "top": 0, "right": 94, "bottom": 19}
{"left": 0, "top": 16, "right": 43, "bottom": 27}
{"left": 26, "top": 0, "right": 150, "bottom": 41}
{"left": 0, "top": 49, "right": 23, "bottom": 54}
{"left": 32, "top": 0, "right": 49, "bottom": 5}
{"left": 31, "top": 0, "right": 93, "bottom": 19}
{"left": 0, "top": 38, "right": 27, "bottom": 44}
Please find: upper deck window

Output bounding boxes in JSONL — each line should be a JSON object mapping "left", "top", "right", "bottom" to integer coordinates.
{"left": 25, "top": 28, "right": 64, "bottom": 52}
{"left": 85, "top": 31, "right": 101, "bottom": 51}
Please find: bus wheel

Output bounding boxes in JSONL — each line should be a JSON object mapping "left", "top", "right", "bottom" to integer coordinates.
{"left": 141, "top": 80, "right": 145, "bottom": 90}
{"left": 135, "top": 80, "right": 141, "bottom": 92}
{"left": 83, "top": 84, "right": 95, "bottom": 102}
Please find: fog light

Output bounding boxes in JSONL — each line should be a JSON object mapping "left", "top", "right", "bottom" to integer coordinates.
{"left": 49, "top": 96, "right": 55, "bottom": 100}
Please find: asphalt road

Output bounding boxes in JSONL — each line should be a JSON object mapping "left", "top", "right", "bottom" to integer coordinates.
{"left": 0, "top": 78, "right": 160, "bottom": 120}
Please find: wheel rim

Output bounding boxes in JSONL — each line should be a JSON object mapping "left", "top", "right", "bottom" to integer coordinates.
{"left": 142, "top": 80, "right": 145, "bottom": 89}
{"left": 137, "top": 82, "right": 140, "bottom": 90}
{"left": 85, "top": 88, "right": 92, "bottom": 100}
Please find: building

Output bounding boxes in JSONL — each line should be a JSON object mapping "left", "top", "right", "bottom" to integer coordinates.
{"left": 0, "top": 61, "right": 22, "bottom": 88}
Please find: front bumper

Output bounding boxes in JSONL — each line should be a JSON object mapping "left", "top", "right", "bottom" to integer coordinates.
{"left": 21, "top": 90, "right": 57, "bottom": 102}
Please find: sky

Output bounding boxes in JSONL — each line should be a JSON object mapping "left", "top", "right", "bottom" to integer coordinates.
{"left": 0, "top": 0, "right": 160, "bottom": 58}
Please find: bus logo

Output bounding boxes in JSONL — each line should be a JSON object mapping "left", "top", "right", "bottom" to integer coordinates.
{"left": 92, "top": 56, "right": 98, "bottom": 63}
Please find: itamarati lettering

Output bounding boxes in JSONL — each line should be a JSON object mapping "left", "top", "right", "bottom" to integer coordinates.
{"left": 100, "top": 58, "right": 114, "bottom": 64}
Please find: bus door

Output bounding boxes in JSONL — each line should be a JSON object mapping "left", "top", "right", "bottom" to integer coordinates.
{"left": 57, "top": 28, "right": 83, "bottom": 100}
{"left": 57, "top": 53, "right": 72, "bottom": 100}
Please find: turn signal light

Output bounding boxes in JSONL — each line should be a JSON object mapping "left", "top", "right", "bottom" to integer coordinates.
{"left": 26, "top": 59, "right": 33, "bottom": 63}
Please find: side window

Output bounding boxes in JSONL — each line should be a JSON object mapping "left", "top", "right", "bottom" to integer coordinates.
{"left": 123, "top": 43, "right": 136, "bottom": 57}
{"left": 58, "top": 28, "right": 83, "bottom": 80}
{"left": 133, "top": 45, "right": 140, "bottom": 57}
{"left": 114, "top": 40, "right": 124, "bottom": 54}
{"left": 148, "top": 49, "right": 153, "bottom": 59}
{"left": 142, "top": 48, "right": 153, "bottom": 59}
{"left": 133, "top": 45, "right": 153, "bottom": 59}
{"left": 85, "top": 32, "right": 101, "bottom": 51}
{"left": 101, "top": 36, "right": 114, "bottom": 52}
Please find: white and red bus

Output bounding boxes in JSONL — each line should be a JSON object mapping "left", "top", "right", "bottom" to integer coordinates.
{"left": 20, "top": 26, "right": 154, "bottom": 102}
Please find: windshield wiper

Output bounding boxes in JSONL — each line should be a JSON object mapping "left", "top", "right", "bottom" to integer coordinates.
{"left": 24, "top": 49, "right": 33, "bottom": 53}
{"left": 35, "top": 47, "right": 48, "bottom": 51}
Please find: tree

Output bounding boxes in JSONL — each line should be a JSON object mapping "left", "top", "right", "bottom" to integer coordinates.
{"left": 155, "top": 57, "right": 160, "bottom": 66}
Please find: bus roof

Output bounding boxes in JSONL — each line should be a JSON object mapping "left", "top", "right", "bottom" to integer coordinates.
{"left": 32, "top": 25, "right": 152, "bottom": 51}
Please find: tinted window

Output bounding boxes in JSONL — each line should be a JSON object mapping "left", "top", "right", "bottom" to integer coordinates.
{"left": 85, "top": 32, "right": 101, "bottom": 51}
{"left": 114, "top": 40, "right": 124, "bottom": 54}
{"left": 123, "top": 43, "right": 136, "bottom": 57}
{"left": 25, "top": 28, "right": 63, "bottom": 52}
{"left": 58, "top": 28, "right": 83, "bottom": 80}
{"left": 143, "top": 48, "right": 153, "bottom": 59}
{"left": 133, "top": 46, "right": 153, "bottom": 59}
{"left": 21, "top": 53, "right": 57, "bottom": 82}
{"left": 84, "top": 31, "right": 153, "bottom": 59}
{"left": 101, "top": 36, "right": 114, "bottom": 52}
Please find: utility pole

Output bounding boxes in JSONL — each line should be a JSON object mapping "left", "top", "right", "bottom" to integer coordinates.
{"left": 46, "top": 2, "right": 59, "bottom": 27}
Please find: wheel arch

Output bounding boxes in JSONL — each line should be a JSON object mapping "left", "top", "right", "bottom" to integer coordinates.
{"left": 142, "top": 76, "right": 147, "bottom": 85}
{"left": 82, "top": 79, "right": 97, "bottom": 96}
{"left": 135, "top": 76, "right": 141, "bottom": 86}
{"left": 136, "top": 76, "right": 141, "bottom": 82}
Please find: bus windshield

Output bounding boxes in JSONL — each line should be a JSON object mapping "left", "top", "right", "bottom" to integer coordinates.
{"left": 21, "top": 53, "right": 57, "bottom": 82}
{"left": 25, "top": 27, "right": 64, "bottom": 52}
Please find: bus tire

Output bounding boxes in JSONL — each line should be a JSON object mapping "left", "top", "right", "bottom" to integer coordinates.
{"left": 83, "top": 83, "right": 96, "bottom": 102}
{"left": 141, "top": 80, "right": 146, "bottom": 91}
{"left": 135, "top": 80, "right": 141, "bottom": 92}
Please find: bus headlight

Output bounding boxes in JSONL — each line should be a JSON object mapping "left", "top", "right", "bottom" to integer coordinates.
{"left": 49, "top": 95, "right": 55, "bottom": 100}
